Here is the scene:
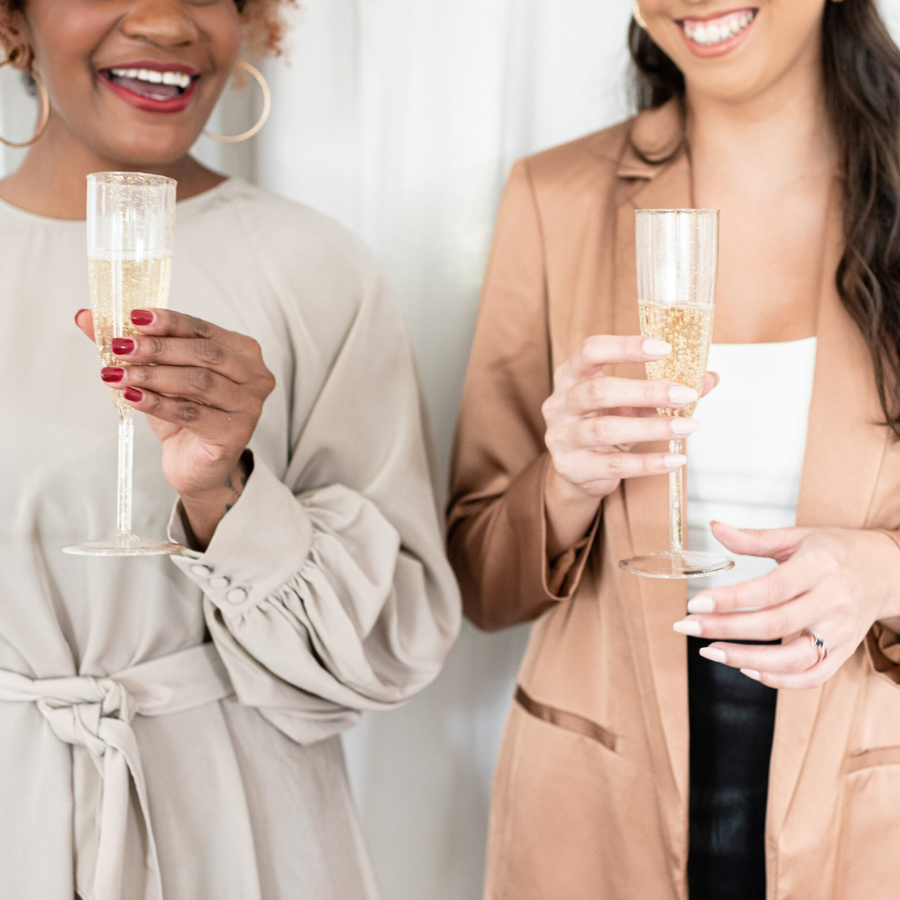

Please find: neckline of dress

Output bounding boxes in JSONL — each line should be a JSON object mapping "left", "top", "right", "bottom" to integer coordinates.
{"left": 0, "top": 176, "right": 239, "bottom": 227}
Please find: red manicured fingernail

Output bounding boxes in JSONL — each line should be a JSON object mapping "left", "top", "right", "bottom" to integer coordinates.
{"left": 111, "top": 338, "right": 135, "bottom": 355}
{"left": 123, "top": 387, "right": 143, "bottom": 403}
{"left": 101, "top": 367, "right": 124, "bottom": 383}
{"left": 131, "top": 309, "right": 154, "bottom": 326}
{"left": 75, "top": 308, "right": 89, "bottom": 324}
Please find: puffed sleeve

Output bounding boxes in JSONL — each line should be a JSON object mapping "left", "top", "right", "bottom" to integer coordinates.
{"left": 169, "top": 258, "right": 461, "bottom": 746}
{"left": 447, "top": 160, "right": 599, "bottom": 633}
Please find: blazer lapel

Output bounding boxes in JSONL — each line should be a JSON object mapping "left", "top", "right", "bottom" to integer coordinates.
{"left": 768, "top": 222, "right": 889, "bottom": 832}
{"left": 613, "top": 141, "right": 694, "bottom": 812}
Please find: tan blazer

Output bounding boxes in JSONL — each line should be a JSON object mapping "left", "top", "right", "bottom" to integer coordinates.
{"left": 448, "top": 101, "right": 900, "bottom": 900}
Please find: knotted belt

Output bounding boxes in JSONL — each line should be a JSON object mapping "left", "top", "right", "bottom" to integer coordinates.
{"left": 0, "top": 643, "right": 233, "bottom": 900}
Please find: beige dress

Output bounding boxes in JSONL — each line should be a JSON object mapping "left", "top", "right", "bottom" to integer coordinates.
{"left": 0, "top": 178, "right": 460, "bottom": 900}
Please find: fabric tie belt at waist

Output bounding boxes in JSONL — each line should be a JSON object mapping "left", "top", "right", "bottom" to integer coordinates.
{"left": 0, "top": 643, "right": 234, "bottom": 900}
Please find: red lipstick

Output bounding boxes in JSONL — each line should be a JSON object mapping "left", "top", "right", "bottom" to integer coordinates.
{"left": 98, "top": 60, "right": 200, "bottom": 114}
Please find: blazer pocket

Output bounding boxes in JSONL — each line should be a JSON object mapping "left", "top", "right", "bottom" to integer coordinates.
{"left": 844, "top": 745, "right": 900, "bottom": 773}
{"left": 836, "top": 749, "right": 900, "bottom": 893}
{"left": 515, "top": 686, "right": 618, "bottom": 753}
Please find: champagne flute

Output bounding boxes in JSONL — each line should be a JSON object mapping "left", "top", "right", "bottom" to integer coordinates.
{"left": 619, "top": 209, "right": 734, "bottom": 579}
{"left": 64, "top": 173, "right": 185, "bottom": 557}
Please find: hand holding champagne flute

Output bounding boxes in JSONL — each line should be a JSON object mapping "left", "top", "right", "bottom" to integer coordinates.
{"left": 541, "top": 210, "right": 727, "bottom": 574}
{"left": 72, "top": 190, "right": 278, "bottom": 552}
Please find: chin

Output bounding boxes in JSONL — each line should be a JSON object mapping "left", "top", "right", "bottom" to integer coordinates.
{"left": 683, "top": 62, "right": 776, "bottom": 106}
{"left": 101, "top": 134, "right": 199, "bottom": 170}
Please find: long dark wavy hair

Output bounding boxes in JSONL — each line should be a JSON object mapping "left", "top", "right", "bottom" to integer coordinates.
{"left": 630, "top": 3, "right": 900, "bottom": 435}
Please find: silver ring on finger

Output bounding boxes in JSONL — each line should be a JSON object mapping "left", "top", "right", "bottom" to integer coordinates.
{"left": 802, "top": 628, "right": 828, "bottom": 666}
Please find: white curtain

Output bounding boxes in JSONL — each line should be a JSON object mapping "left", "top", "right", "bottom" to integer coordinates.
{"left": 4, "top": 3, "right": 900, "bottom": 897}
{"left": 242, "top": 7, "right": 632, "bottom": 898}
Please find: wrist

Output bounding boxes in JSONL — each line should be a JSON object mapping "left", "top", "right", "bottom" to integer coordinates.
{"left": 180, "top": 450, "right": 254, "bottom": 549}
{"left": 180, "top": 451, "right": 252, "bottom": 506}
{"left": 544, "top": 463, "right": 603, "bottom": 559}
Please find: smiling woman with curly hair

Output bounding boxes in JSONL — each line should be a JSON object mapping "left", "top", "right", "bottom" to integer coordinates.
{"left": 0, "top": 3, "right": 460, "bottom": 900}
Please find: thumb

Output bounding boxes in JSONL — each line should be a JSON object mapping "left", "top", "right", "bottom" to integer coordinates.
{"left": 74, "top": 308, "right": 96, "bottom": 343}
{"left": 710, "top": 520, "right": 811, "bottom": 563}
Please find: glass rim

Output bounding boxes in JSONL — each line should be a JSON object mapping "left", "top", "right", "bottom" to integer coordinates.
{"left": 635, "top": 208, "right": 719, "bottom": 216}
{"left": 86, "top": 171, "right": 177, "bottom": 188}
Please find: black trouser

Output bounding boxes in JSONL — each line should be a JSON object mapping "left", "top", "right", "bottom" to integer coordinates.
{"left": 687, "top": 636, "right": 778, "bottom": 900}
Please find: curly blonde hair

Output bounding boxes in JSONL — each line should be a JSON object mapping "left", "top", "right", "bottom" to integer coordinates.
{"left": 0, "top": 0, "right": 298, "bottom": 62}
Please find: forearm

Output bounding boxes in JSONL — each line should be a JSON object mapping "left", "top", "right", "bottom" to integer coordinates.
{"left": 180, "top": 450, "right": 254, "bottom": 550}
{"left": 450, "top": 454, "right": 599, "bottom": 630}
{"left": 544, "top": 465, "right": 604, "bottom": 558}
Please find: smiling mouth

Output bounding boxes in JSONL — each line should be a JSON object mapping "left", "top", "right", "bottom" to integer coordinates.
{"left": 679, "top": 8, "right": 758, "bottom": 47}
{"left": 100, "top": 67, "right": 197, "bottom": 102}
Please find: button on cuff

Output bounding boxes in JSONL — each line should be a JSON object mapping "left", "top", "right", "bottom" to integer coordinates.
{"left": 191, "top": 564, "right": 212, "bottom": 577}
{"left": 225, "top": 587, "right": 248, "bottom": 605}
{"left": 208, "top": 576, "right": 232, "bottom": 589}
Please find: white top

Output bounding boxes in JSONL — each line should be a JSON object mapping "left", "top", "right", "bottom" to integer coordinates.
{"left": 687, "top": 338, "right": 818, "bottom": 597}
{"left": 0, "top": 179, "right": 460, "bottom": 900}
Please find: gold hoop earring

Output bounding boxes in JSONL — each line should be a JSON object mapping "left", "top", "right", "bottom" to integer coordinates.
{"left": 633, "top": 2, "right": 649, "bottom": 29}
{"left": 0, "top": 47, "right": 51, "bottom": 148}
{"left": 203, "top": 60, "right": 271, "bottom": 144}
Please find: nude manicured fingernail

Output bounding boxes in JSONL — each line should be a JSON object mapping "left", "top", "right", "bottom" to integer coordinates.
{"left": 643, "top": 339, "right": 671, "bottom": 357}
{"left": 75, "top": 308, "right": 89, "bottom": 324}
{"left": 669, "top": 385, "right": 699, "bottom": 405}
{"left": 741, "top": 669, "right": 762, "bottom": 681}
{"left": 670, "top": 418, "right": 699, "bottom": 436}
{"left": 699, "top": 647, "right": 728, "bottom": 664}
{"left": 687, "top": 595, "right": 715, "bottom": 614}
{"left": 673, "top": 619, "right": 702, "bottom": 636}
{"left": 664, "top": 454, "right": 687, "bottom": 469}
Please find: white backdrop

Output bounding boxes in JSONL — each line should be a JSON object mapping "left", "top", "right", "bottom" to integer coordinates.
{"left": 3, "top": 3, "right": 900, "bottom": 898}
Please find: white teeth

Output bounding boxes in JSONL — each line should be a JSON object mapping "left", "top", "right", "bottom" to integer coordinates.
{"left": 684, "top": 10, "right": 755, "bottom": 46}
{"left": 109, "top": 68, "right": 192, "bottom": 89}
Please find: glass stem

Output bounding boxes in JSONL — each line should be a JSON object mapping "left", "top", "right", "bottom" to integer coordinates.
{"left": 669, "top": 438, "right": 684, "bottom": 553}
{"left": 117, "top": 411, "right": 134, "bottom": 536}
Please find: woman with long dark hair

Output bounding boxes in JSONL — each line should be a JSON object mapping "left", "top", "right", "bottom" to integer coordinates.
{"left": 0, "top": 1, "right": 459, "bottom": 897}
{"left": 449, "top": 2, "right": 900, "bottom": 897}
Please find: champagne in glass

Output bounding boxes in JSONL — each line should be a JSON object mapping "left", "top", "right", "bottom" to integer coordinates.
{"left": 64, "top": 173, "right": 185, "bottom": 557}
{"left": 90, "top": 256, "right": 173, "bottom": 413}
{"left": 619, "top": 209, "right": 734, "bottom": 579}
{"left": 639, "top": 302, "right": 715, "bottom": 416}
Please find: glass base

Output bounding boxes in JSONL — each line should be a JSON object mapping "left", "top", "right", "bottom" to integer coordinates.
{"left": 619, "top": 550, "right": 734, "bottom": 580}
{"left": 62, "top": 532, "right": 186, "bottom": 557}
